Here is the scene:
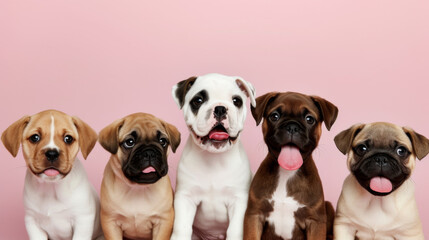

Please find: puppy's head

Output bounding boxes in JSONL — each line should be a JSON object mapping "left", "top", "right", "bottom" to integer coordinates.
{"left": 335, "top": 122, "right": 429, "bottom": 196}
{"left": 1, "top": 110, "right": 97, "bottom": 181}
{"left": 172, "top": 73, "right": 255, "bottom": 153}
{"left": 251, "top": 92, "right": 338, "bottom": 170}
{"left": 99, "top": 113, "right": 180, "bottom": 184}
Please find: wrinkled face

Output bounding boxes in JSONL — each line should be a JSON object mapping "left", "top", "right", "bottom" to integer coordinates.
{"left": 112, "top": 115, "right": 177, "bottom": 184}
{"left": 261, "top": 93, "right": 323, "bottom": 159}
{"left": 173, "top": 74, "right": 255, "bottom": 153}
{"left": 22, "top": 112, "right": 80, "bottom": 181}
{"left": 347, "top": 123, "right": 415, "bottom": 196}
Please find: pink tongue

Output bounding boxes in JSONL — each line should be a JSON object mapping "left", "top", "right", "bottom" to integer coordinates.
{"left": 44, "top": 169, "right": 60, "bottom": 177}
{"left": 209, "top": 130, "right": 229, "bottom": 141}
{"left": 278, "top": 146, "right": 303, "bottom": 170}
{"left": 142, "top": 167, "right": 156, "bottom": 174}
{"left": 370, "top": 177, "right": 393, "bottom": 193}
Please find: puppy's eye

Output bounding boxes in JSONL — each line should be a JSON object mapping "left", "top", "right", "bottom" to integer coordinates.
{"left": 232, "top": 97, "right": 243, "bottom": 108}
{"left": 29, "top": 134, "right": 41, "bottom": 143}
{"left": 355, "top": 144, "right": 368, "bottom": 156}
{"left": 305, "top": 115, "right": 315, "bottom": 125}
{"left": 123, "top": 138, "right": 135, "bottom": 149}
{"left": 64, "top": 135, "right": 74, "bottom": 144}
{"left": 159, "top": 138, "right": 168, "bottom": 148}
{"left": 396, "top": 146, "right": 408, "bottom": 157}
{"left": 269, "top": 112, "right": 280, "bottom": 122}
{"left": 191, "top": 97, "right": 203, "bottom": 108}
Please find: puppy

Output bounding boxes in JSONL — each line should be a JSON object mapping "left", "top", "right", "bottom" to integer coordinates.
{"left": 170, "top": 73, "right": 256, "bottom": 240}
{"left": 98, "top": 113, "right": 180, "bottom": 240}
{"left": 244, "top": 91, "right": 338, "bottom": 240}
{"left": 333, "top": 122, "right": 429, "bottom": 239}
{"left": 1, "top": 110, "right": 102, "bottom": 240}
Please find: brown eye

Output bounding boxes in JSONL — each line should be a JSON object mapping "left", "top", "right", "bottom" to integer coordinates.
{"left": 355, "top": 144, "right": 368, "bottom": 156}
{"left": 396, "top": 146, "right": 408, "bottom": 157}
{"left": 159, "top": 138, "right": 168, "bottom": 148}
{"left": 29, "top": 134, "right": 41, "bottom": 143}
{"left": 305, "top": 115, "right": 315, "bottom": 125}
{"left": 123, "top": 138, "right": 135, "bottom": 149}
{"left": 191, "top": 97, "right": 203, "bottom": 108}
{"left": 232, "top": 96, "right": 243, "bottom": 108}
{"left": 64, "top": 135, "right": 74, "bottom": 144}
{"left": 269, "top": 112, "right": 280, "bottom": 122}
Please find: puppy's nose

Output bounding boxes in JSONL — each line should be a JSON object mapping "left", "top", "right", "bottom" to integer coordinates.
{"left": 214, "top": 106, "right": 227, "bottom": 118}
{"left": 374, "top": 155, "right": 388, "bottom": 166}
{"left": 286, "top": 123, "right": 300, "bottom": 134}
{"left": 45, "top": 150, "right": 59, "bottom": 162}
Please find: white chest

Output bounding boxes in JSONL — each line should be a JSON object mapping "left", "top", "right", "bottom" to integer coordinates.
{"left": 266, "top": 169, "right": 303, "bottom": 240}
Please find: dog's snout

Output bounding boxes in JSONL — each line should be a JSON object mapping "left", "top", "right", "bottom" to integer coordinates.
{"left": 45, "top": 150, "right": 59, "bottom": 162}
{"left": 286, "top": 123, "right": 300, "bottom": 134}
{"left": 214, "top": 106, "right": 227, "bottom": 118}
{"left": 374, "top": 155, "right": 388, "bottom": 167}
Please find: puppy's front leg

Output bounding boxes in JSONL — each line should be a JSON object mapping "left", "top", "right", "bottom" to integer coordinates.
{"left": 152, "top": 210, "right": 174, "bottom": 240}
{"left": 72, "top": 215, "right": 97, "bottom": 240}
{"left": 226, "top": 194, "right": 248, "bottom": 240}
{"left": 101, "top": 211, "right": 123, "bottom": 240}
{"left": 25, "top": 215, "right": 48, "bottom": 240}
{"left": 333, "top": 222, "right": 355, "bottom": 240}
{"left": 306, "top": 221, "right": 326, "bottom": 240}
{"left": 171, "top": 192, "right": 197, "bottom": 240}
{"left": 243, "top": 212, "right": 263, "bottom": 240}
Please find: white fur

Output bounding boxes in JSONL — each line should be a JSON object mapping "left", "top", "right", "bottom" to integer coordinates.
{"left": 266, "top": 168, "right": 303, "bottom": 239}
{"left": 24, "top": 158, "right": 103, "bottom": 240}
{"left": 334, "top": 175, "right": 424, "bottom": 240}
{"left": 171, "top": 73, "right": 255, "bottom": 240}
{"left": 43, "top": 116, "right": 60, "bottom": 151}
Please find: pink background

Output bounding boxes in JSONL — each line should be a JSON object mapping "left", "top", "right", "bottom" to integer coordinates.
{"left": 1, "top": 1, "right": 428, "bottom": 238}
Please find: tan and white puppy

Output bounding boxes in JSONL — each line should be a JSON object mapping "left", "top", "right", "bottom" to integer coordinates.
{"left": 98, "top": 113, "right": 180, "bottom": 240}
{"left": 171, "top": 73, "right": 256, "bottom": 240}
{"left": 1, "top": 110, "right": 102, "bottom": 240}
{"left": 334, "top": 122, "right": 429, "bottom": 240}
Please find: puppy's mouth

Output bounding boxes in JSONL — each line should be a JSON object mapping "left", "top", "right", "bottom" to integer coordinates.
{"left": 277, "top": 143, "right": 304, "bottom": 171}
{"left": 191, "top": 124, "right": 238, "bottom": 144}
{"left": 33, "top": 167, "right": 65, "bottom": 179}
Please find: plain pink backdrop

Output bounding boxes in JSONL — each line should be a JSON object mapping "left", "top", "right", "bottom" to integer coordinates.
{"left": 1, "top": 1, "right": 428, "bottom": 238}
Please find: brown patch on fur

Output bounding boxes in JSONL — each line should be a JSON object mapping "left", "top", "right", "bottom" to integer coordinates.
{"left": 245, "top": 92, "right": 337, "bottom": 239}
{"left": 2, "top": 110, "right": 97, "bottom": 176}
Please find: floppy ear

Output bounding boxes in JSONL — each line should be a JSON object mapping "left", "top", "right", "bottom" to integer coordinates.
{"left": 251, "top": 92, "right": 280, "bottom": 126}
{"left": 1, "top": 116, "right": 31, "bottom": 157}
{"left": 72, "top": 116, "right": 98, "bottom": 160}
{"left": 172, "top": 76, "right": 197, "bottom": 109}
{"left": 311, "top": 96, "right": 339, "bottom": 131}
{"left": 334, "top": 124, "right": 365, "bottom": 155}
{"left": 403, "top": 127, "right": 429, "bottom": 160}
{"left": 235, "top": 78, "right": 256, "bottom": 108}
{"left": 162, "top": 121, "right": 181, "bottom": 153}
{"left": 98, "top": 118, "right": 125, "bottom": 154}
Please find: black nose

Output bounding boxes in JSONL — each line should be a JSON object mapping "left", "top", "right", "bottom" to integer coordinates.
{"left": 286, "top": 123, "right": 300, "bottom": 134}
{"left": 214, "top": 106, "right": 227, "bottom": 118}
{"left": 374, "top": 155, "right": 388, "bottom": 166}
{"left": 143, "top": 149, "right": 156, "bottom": 160}
{"left": 45, "top": 150, "right": 59, "bottom": 162}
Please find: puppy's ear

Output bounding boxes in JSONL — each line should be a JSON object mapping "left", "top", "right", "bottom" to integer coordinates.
{"left": 72, "top": 117, "right": 98, "bottom": 160}
{"left": 162, "top": 121, "right": 181, "bottom": 153}
{"left": 251, "top": 92, "right": 279, "bottom": 126}
{"left": 98, "top": 118, "right": 125, "bottom": 155}
{"left": 311, "top": 96, "right": 339, "bottom": 131}
{"left": 235, "top": 78, "right": 256, "bottom": 107}
{"left": 172, "top": 76, "right": 197, "bottom": 109}
{"left": 1, "top": 116, "right": 31, "bottom": 157}
{"left": 334, "top": 124, "right": 365, "bottom": 155}
{"left": 403, "top": 127, "right": 429, "bottom": 160}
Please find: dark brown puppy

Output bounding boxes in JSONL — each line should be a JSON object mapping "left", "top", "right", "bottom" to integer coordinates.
{"left": 244, "top": 92, "right": 338, "bottom": 240}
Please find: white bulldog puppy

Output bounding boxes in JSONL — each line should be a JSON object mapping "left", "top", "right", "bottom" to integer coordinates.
{"left": 171, "top": 73, "right": 256, "bottom": 240}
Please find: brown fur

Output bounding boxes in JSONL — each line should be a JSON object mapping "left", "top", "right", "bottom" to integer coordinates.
{"left": 244, "top": 92, "right": 337, "bottom": 240}
{"left": 98, "top": 113, "right": 180, "bottom": 240}
{"left": 1, "top": 110, "right": 97, "bottom": 176}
